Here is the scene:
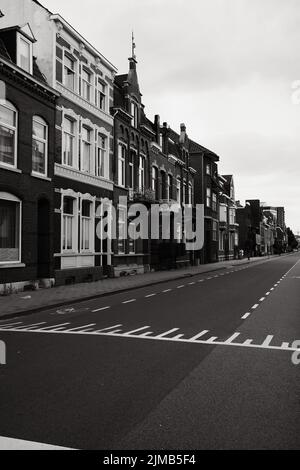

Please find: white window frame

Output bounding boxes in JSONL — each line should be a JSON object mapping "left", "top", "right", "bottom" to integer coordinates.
{"left": 63, "top": 53, "right": 77, "bottom": 92}
{"left": 167, "top": 174, "right": 172, "bottom": 201}
{"left": 206, "top": 187, "right": 211, "bottom": 207}
{"left": 17, "top": 33, "right": 33, "bottom": 74}
{"left": 131, "top": 101, "right": 138, "bottom": 128}
{"left": 118, "top": 206, "right": 126, "bottom": 254}
{"left": 81, "top": 126, "right": 93, "bottom": 174}
{"left": 183, "top": 180, "right": 187, "bottom": 204}
{"left": 188, "top": 182, "right": 193, "bottom": 205}
{"left": 96, "top": 78, "right": 107, "bottom": 111}
{"left": 0, "top": 100, "right": 18, "bottom": 169}
{"left": 61, "top": 193, "right": 78, "bottom": 253}
{"left": 32, "top": 116, "right": 48, "bottom": 177}
{"left": 62, "top": 116, "right": 76, "bottom": 168}
{"left": 0, "top": 192, "right": 22, "bottom": 265}
{"left": 81, "top": 67, "right": 92, "bottom": 102}
{"left": 80, "top": 197, "right": 95, "bottom": 253}
{"left": 212, "top": 192, "right": 217, "bottom": 212}
{"left": 96, "top": 133, "right": 107, "bottom": 178}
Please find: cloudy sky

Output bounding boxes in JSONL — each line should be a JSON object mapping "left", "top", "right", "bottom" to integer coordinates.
{"left": 48, "top": 0, "right": 300, "bottom": 233}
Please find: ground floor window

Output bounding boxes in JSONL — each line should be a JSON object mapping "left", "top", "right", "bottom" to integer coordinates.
{"left": 212, "top": 221, "right": 217, "bottom": 241}
{"left": 0, "top": 193, "right": 21, "bottom": 263}
{"left": 118, "top": 207, "right": 126, "bottom": 254}
{"left": 219, "top": 230, "right": 224, "bottom": 251}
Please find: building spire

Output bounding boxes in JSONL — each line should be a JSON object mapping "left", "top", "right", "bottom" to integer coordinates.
{"left": 131, "top": 30, "right": 136, "bottom": 60}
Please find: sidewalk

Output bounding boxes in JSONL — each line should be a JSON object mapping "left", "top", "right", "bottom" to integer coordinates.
{"left": 0, "top": 256, "right": 275, "bottom": 319}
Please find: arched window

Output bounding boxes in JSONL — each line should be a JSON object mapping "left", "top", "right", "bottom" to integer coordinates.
{"left": 32, "top": 116, "right": 48, "bottom": 176}
{"left": 0, "top": 100, "right": 18, "bottom": 168}
{"left": 0, "top": 192, "right": 22, "bottom": 264}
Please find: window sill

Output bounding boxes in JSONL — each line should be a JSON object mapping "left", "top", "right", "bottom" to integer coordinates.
{"left": 0, "top": 263, "right": 26, "bottom": 269}
{"left": 31, "top": 172, "right": 52, "bottom": 181}
{"left": 0, "top": 164, "right": 22, "bottom": 174}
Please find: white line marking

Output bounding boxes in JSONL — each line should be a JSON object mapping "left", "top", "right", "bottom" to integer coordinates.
{"left": 65, "top": 323, "right": 95, "bottom": 332}
{"left": 241, "top": 312, "right": 251, "bottom": 320}
{"left": 155, "top": 328, "right": 179, "bottom": 338}
{"left": 224, "top": 332, "right": 240, "bottom": 343}
{"left": 95, "top": 324, "right": 122, "bottom": 332}
{"left": 198, "top": 279, "right": 204, "bottom": 282}
{"left": 281, "top": 342, "right": 290, "bottom": 348}
{"left": 13, "top": 322, "right": 46, "bottom": 330}
{"left": 252, "top": 304, "right": 259, "bottom": 309}
{"left": 188, "top": 282, "right": 196, "bottom": 285}
{"left": 173, "top": 333, "right": 185, "bottom": 339}
{"left": 265, "top": 292, "right": 270, "bottom": 296}
{"left": 189, "top": 330, "right": 209, "bottom": 341}
{"left": 0, "top": 436, "right": 74, "bottom": 450}
{"left": 206, "top": 336, "right": 218, "bottom": 343}
{"left": 0, "top": 322, "right": 23, "bottom": 328}
{"left": 139, "top": 331, "right": 153, "bottom": 337}
{"left": 1, "top": 327, "right": 297, "bottom": 351}
{"left": 206, "top": 277, "right": 212, "bottom": 280}
{"left": 145, "top": 293, "right": 156, "bottom": 298}
{"left": 261, "top": 335, "right": 274, "bottom": 347}
{"left": 122, "top": 299, "right": 136, "bottom": 304}
{"left": 162, "top": 289, "right": 172, "bottom": 293}
{"left": 270, "top": 287, "right": 274, "bottom": 291}
{"left": 39, "top": 323, "right": 70, "bottom": 330}
{"left": 259, "top": 297, "right": 265, "bottom": 302}
{"left": 92, "top": 306, "right": 111, "bottom": 312}
{"left": 123, "top": 326, "right": 150, "bottom": 335}
{"left": 177, "top": 285, "right": 185, "bottom": 289}
{"left": 243, "top": 339, "right": 253, "bottom": 345}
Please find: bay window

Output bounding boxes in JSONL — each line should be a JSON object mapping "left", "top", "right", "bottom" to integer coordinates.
{"left": 152, "top": 166, "right": 158, "bottom": 197}
{"left": 167, "top": 174, "right": 173, "bottom": 201}
{"left": 0, "top": 101, "right": 17, "bottom": 168}
{"left": 206, "top": 187, "right": 211, "bottom": 207}
{"left": 212, "top": 192, "right": 217, "bottom": 212}
{"left": 32, "top": 116, "right": 48, "bottom": 176}
{"left": 176, "top": 177, "right": 181, "bottom": 204}
{"left": 0, "top": 193, "right": 21, "bottom": 264}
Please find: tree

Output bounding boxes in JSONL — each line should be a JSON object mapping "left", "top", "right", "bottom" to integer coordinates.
{"left": 286, "top": 227, "right": 298, "bottom": 250}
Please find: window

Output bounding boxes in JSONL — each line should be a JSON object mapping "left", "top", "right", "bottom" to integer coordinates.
{"left": 118, "top": 143, "right": 126, "bottom": 187}
{"left": 64, "top": 55, "right": 76, "bottom": 91}
{"left": 129, "top": 150, "right": 135, "bottom": 189}
{"left": 219, "top": 204, "right": 227, "bottom": 222}
{"left": 229, "top": 208, "right": 235, "bottom": 225}
{"left": 118, "top": 207, "right": 126, "bottom": 254}
{"left": 82, "top": 69, "right": 92, "bottom": 101}
{"left": 32, "top": 116, "right": 48, "bottom": 176}
{"left": 129, "top": 222, "right": 136, "bottom": 254}
{"left": 62, "top": 196, "right": 75, "bottom": 251}
{"left": 131, "top": 102, "right": 138, "bottom": 128}
{"left": 212, "top": 221, "right": 217, "bottom": 241}
{"left": 17, "top": 35, "right": 32, "bottom": 73}
{"left": 206, "top": 187, "right": 211, "bottom": 207}
{"left": 63, "top": 117, "right": 75, "bottom": 167}
{"left": 81, "top": 200, "right": 92, "bottom": 251}
{"left": 96, "top": 79, "right": 106, "bottom": 111}
{"left": 167, "top": 174, "right": 173, "bottom": 201}
{"left": 0, "top": 101, "right": 17, "bottom": 168}
{"left": 96, "top": 134, "right": 106, "bottom": 178}
{"left": 138, "top": 155, "right": 145, "bottom": 192}
{"left": 152, "top": 166, "right": 158, "bottom": 198}
{"left": 176, "top": 177, "right": 181, "bottom": 204}
{"left": 206, "top": 163, "right": 211, "bottom": 175}
{"left": 0, "top": 193, "right": 21, "bottom": 264}
{"left": 212, "top": 192, "right": 217, "bottom": 212}
{"left": 81, "top": 127, "right": 92, "bottom": 173}
{"left": 229, "top": 232, "right": 234, "bottom": 250}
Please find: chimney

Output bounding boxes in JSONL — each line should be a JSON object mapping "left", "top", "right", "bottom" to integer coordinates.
{"left": 179, "top": 123, "right": 186, "bottom": 144}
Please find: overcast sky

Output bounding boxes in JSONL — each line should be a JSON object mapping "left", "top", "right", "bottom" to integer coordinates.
{"left": 47, "top": 0, "right": 300, "bottom": 233}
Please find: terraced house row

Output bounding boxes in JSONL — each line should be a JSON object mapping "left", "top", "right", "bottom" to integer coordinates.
{"left": 0, "top": 0, "right": 240, "bottom": 294}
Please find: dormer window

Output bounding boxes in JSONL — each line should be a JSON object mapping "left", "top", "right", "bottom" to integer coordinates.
{"left": 17, "top": 34, "right": 33, "bottom": 74}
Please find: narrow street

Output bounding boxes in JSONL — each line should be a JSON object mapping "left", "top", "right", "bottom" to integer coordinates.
{"left": 0, "top": 253, "right": 299, "bottom": 450}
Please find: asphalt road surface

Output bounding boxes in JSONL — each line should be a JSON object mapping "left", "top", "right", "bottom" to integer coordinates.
{"left": 0, "top": 253, "right": 299, "bottom": 450}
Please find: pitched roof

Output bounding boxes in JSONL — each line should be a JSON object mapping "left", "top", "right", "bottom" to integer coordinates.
{"left": 0, "top": 37, "right": 11, "bottom": 61}
{"left": 188, "top": 138, "right": 219, "bottom": 161}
